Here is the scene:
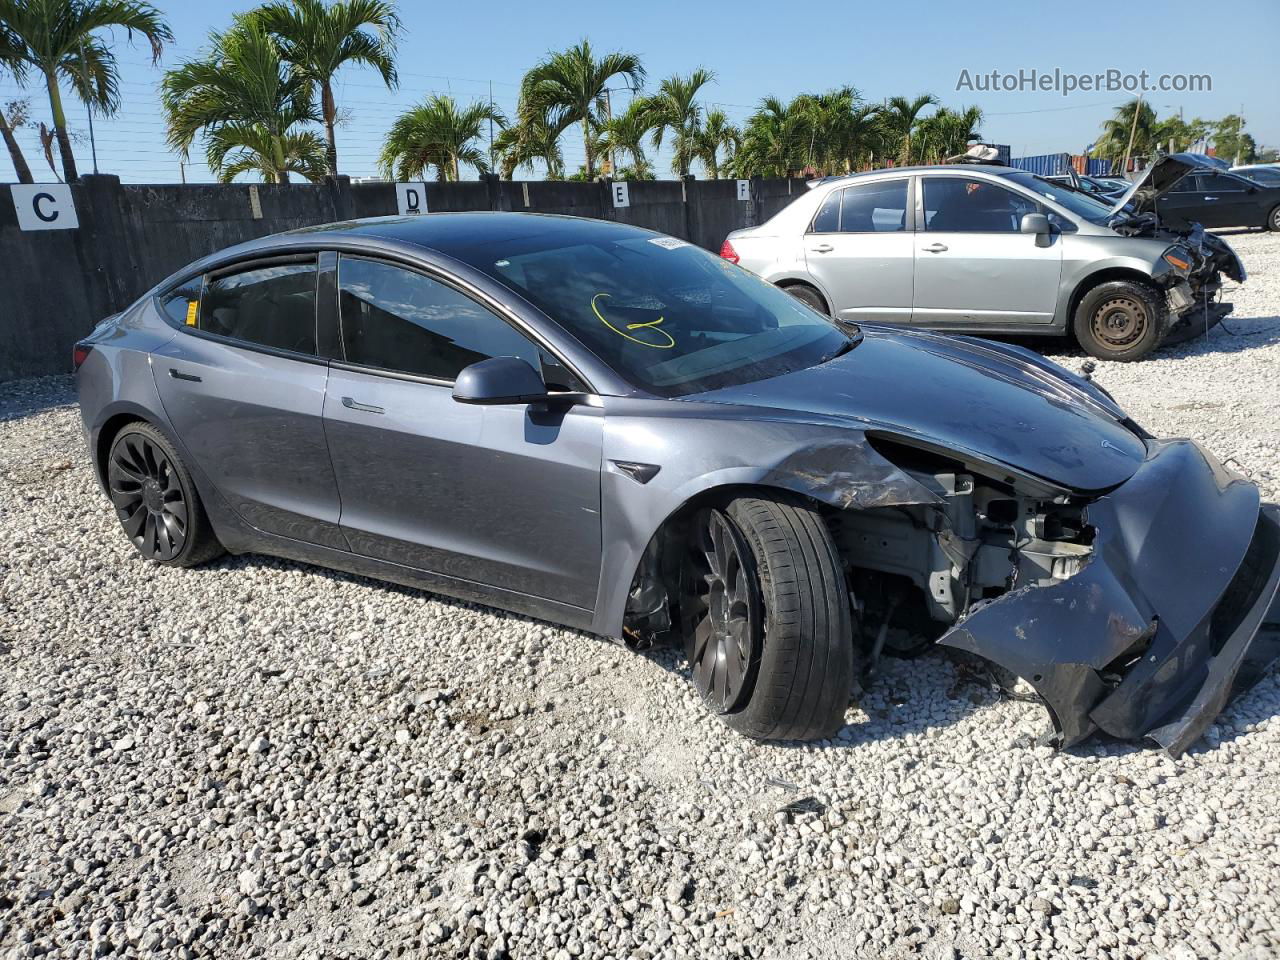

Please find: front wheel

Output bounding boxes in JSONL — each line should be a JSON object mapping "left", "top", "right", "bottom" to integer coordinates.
{"left": 1073, "top": 280, "right": 1166, "bottom": 362}
{"left": 1268, "top": 204, "right": 1280, "bottom": 232}
{"left": 782, "top": 283, "right": 829, "bottom": 315}
{"left": 681, "top": 493, "right": 854, "bottom": 741}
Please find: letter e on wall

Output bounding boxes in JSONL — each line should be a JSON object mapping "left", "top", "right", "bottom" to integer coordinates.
{"left": 612, "top": 182, "right": 630, "bottom": 208}
{"left": 11, "top": 184, "right": 79, "bottom": 231}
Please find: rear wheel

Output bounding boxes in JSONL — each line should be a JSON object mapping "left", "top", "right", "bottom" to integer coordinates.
{"left": 1073, "top": 280, "right": 1165, "bottom": 362}
{"left": 782, "top": 283, "right": 829, "bottom": 315}
{"left": 1268, "top": 204, "right": 1280, "bottom": 232}
{"left": 106, "top": 422, "right": 223, "bottom": 567}
{"left": 681, "top": 493, "right": 854, "bottom": 741}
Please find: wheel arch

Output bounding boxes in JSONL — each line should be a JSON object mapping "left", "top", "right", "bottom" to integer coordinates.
{"left": 590, "top": 432, "right": 946, "bottom": 640}
{"left": 1066, "top": 266, "right": 1160, "bottom": 329}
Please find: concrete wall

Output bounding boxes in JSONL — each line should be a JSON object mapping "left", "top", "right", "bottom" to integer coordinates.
{"left": 0, "top": 174, "right": 809, "bottom": 382}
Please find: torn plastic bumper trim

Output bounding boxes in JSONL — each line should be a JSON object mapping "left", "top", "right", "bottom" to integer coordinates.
{"left": 938, "top": 439, "right": 1279, "bottom": 757}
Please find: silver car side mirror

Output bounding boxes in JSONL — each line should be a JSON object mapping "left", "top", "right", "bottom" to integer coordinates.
{"left": 1021, "top": 213, "right": 1053, "bottom": 247}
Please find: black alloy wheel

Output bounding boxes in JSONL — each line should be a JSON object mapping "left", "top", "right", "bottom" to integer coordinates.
{"left": 107, "top": 430, "right": 190, "bottom": 562}
{"left": 685, "top": 507, "right": 763, "bottom": 712}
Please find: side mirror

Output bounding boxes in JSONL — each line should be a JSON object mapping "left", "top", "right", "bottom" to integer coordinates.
{"left": 1021, "top": 212, "right": 1053, "bottom": 247}
{"left": 452, "top": 356, "right": 548, "bottom": 405}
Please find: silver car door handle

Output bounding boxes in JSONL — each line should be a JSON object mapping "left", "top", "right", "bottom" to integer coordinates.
{"left": 341, "top": 396, "right": 385, "bottom": 415}
{"left": 1203, "top": 196, "right": 1217, "bottom": 201}
{"left": 922, "top": 243, "right": 948, "bottom": 253}
{"left": 169, "top": 368, "right": 202, "bottom": 383}
{"left": 810, "top": 243, "right": 834, "bottom": 253}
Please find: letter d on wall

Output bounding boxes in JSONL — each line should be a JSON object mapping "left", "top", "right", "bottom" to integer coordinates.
{"left": 11, "top": 183, "right": 79, "bottom": 231}
{"left": 395, "top": 182, "right": 428, "bottom": 215}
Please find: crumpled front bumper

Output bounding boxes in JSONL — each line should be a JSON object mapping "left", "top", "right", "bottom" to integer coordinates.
{"left": 940, "top": 438, "right": 1280, "bottom": 757}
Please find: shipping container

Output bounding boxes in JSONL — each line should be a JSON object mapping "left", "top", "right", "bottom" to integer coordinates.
{"left": 1009, "top": 153, "right": 1072, "bottom": 177}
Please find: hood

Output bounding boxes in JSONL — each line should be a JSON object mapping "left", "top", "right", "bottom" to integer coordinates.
{"left": 1108, "top": 152, "right": 1215, "bottom": 217}
{"left": 693, "top": 327, "right": 1148, "bottom": 493}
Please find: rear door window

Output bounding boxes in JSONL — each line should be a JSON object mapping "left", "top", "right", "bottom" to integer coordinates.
{"left": 160, "top": 277, "right": 203, "bottom": 327}
{"left": 838, "top": 179, "right": 909, "bottom": 232}
{"left": 200, "top": 261, "right": 319, "bottom": 355}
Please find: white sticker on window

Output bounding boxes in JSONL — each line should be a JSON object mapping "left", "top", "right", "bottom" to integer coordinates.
{"left": 648, "top": 237, "right": 690, "bottom": 250}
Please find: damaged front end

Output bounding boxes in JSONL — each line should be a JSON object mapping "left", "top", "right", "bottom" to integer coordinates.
{"left": 832, "top": 435, "right": 1280, "bottom": 757}
{"left": 1133, "top": 223, "right": 1246, "bottom": 343}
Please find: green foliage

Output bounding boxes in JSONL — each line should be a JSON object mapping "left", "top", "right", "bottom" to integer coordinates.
{"left": 379, "top": 94, "right": 504, "bottom": 181}
{"left": 162, "top": 20, "right": 321, "bottom": 183}
{"left": 0, "top": 0, "right": 173, "bottom": 179}
{"left": 249, "top": 0, "right": 400, "bottom": 175}
{"left": 517, "top": 39, "right": 644, "bottom": 179}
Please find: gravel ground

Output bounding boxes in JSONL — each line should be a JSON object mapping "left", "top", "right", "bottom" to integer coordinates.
{"left": 2, "top": 230, "right": 1279, "bottom": 960}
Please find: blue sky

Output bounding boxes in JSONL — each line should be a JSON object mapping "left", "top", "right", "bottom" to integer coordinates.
{"left": 2, "top": 0, "right": 1276, "bottom": 183}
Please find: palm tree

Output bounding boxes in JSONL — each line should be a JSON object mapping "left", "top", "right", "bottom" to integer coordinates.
{"left": 598, "top": 97, "right": 653, "bottom": 179}
{"left": 250, "top": 0, "right": 399, "bottom": 177}
{"left": 0, "top": 0, "right": 172, "bottom": 181}
{"left": 494, "top": 110, "right": 564, "bottom": 179}
{"left": 643, "top": 67, "right": 714, "bottom": 177}
{"left": 881, "top": 93, "right": 938, "bottom": 164}
{"left": 162, "top": 21, "right": 319, "bottom": 184}
{"left": 206, "top": 124, "right": 326, "bottom": 183}
{"left": 915, "top": 105, "right": 982, "bottom": 164}
{"left": 695, "top": 109, "right": 738, "bottom": 179}
{"left": 1, "top": 28, "right": 34, "bottom": 182}
{"left": 519, "top": 39, "right": 644, "bottom": 180}
{"left": 738, "top": 95, "right": 809, "bottom": 178}
{"left": 797, "top": 87, "right": 874, "bottom": 175}
{"left": 494, "top": 112, "right": 564, "bottom": 180}
{"left": 380, "top": 94, "right": 505, "bottom": 182}
{"left": 1093, "top": 99, "right": 1157, "bottom": 168}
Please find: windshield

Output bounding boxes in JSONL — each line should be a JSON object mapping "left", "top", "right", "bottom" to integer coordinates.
{"left": 451, "top": 233, "right": 853, "bottom": 397}
{"left": 1003, "top": 171, "right": 1117, "bottom": 224}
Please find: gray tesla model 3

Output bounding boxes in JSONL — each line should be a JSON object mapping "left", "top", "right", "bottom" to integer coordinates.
{"left": 75, "top": 212, "right": 1280, "bottom": 755}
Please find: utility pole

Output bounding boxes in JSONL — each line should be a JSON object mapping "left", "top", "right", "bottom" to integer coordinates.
{"left": 488, "top": 80, "right": 495, "bottom": 171}
{"left": 1122, "top": 94, "right": 1143, "bottom": 174}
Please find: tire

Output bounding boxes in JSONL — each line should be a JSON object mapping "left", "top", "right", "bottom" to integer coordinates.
{"left": 681, "top": 493, "right": 854, "bottom": 741}
{"left": 782, "top": 283, "right": 829, "bottom": 315}
{"left": 1268, "top": 204, "right": 1280, "bottom": 232}
{"left": 1073, "top": 279, "right": 1166, "bottom": 362}
{"left": 106, "top": 421, "right": 224, "bottom": 567}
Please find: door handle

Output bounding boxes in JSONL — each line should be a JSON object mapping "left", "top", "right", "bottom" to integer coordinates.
{"left": 810, "top": 243, "right": 834, "bottom": 253}
{"left": 341, "top": 396, "right": 384, "bottom": 415}
{"left": 168, "top": 368, "right": 202, "bottom": 383}
{"left": 1203, "top": 196, "right": 1218, "bottom": 201}
{"left": 922, "top": 243, "right": 948, "bottom": 253}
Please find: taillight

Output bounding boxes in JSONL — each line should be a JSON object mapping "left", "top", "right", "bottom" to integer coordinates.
{"left": 72, "top": 341, "right": 93, "bottom": 371}
{"left": 719, "top": 239, "right": 740, "bottom": 264}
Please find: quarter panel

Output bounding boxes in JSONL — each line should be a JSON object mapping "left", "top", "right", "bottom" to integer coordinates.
{"left": 589, "top": 398, "right": 943, "bottom": 637}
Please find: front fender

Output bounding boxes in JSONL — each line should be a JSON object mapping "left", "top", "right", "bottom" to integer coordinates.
{"left": 588, "top": 399, "right": 942, "bottom": 637}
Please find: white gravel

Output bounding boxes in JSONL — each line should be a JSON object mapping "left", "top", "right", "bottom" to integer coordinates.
{"left": 2, "top": 230, "right": 1279, "bottom": 960}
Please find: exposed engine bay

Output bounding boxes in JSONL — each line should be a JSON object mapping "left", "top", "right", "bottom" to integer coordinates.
{"left": 830, "top": 442, "right": 1094, "bottom": 666}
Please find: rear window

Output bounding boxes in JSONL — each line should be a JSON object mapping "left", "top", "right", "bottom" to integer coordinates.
{"left": 160, "top": 278, "right": 202, "bottom": 328}
{"left": 200, "top": 262, "right": 318, "bottom": 355}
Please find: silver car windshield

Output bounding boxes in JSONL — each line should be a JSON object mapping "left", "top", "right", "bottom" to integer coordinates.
{"left": 1004, "top": 171, "right": 1116, "bottom": 225}
{"left": 455, "top": 235, "right": 853, "bottom": 398}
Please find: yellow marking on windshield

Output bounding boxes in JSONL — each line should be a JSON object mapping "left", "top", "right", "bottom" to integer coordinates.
{"left": 592, "top": 293, "right": 675, "bottom": 349}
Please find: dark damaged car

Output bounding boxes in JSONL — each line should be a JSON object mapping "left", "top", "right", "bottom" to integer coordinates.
{"left": 74, "top": 213, "right": 1280, "bottom": 757}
